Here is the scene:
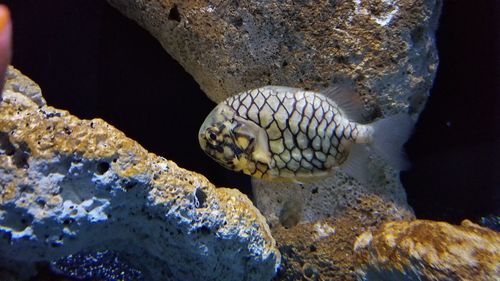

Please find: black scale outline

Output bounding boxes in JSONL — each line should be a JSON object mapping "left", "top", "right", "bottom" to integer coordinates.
{"left": 224, "top": 88, "right": 358, "bottom": 177}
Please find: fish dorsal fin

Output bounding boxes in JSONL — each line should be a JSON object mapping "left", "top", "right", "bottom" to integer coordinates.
{"left": 233, "top": 116, "right": 272, "bottom": 166}
{"left": 261, "top": 85, "right": 302, "bottom": 94}
{"left": 321, "top": 84, "right": 364, "bottom": 122}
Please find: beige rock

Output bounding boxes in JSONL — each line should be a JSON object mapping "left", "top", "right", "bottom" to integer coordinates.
{"left": 0, "top": 67, "right": 280, "bottom": 281}
{"left": 106, "top": 0, "right": 439, "bottom": 225}
{"left": 106, "top": 1, "right": 442, "bottom": 280}
{"left": 252, "top": 168, "right": 415, "bottom": 280}
{"left": 354, "top": 219, "right": 500, "bottom": 281}
{"left": 107, "top": 0, "right": 440, "bottom": 117}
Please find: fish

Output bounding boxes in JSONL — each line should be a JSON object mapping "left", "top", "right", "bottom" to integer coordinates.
{"left": 198, "top": 85, "right": 413, "bottom": 183}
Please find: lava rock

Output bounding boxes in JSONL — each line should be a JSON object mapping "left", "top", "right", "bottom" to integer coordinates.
{"left": 0, "top": 67, "right": 280, "bottom": 281}
{"left": 354, "top": 219, "right": 500, "bottom": 281}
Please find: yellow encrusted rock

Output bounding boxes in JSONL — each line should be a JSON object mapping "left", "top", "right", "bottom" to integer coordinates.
{"left": 0, "top": 66, "right": 280, "bottom": 281}
{"left": 354, "top": 219, "right": 500, "bottom": 281}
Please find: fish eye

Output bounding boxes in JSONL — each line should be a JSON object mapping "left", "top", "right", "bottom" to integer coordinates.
{"left": 205, "top": 127, "right": 219, "bottom": 143}
{"left": 209, "top": 132, "right": 217, "bottom": 140}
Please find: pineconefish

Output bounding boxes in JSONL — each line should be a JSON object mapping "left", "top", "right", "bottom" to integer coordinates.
{"left": 198, "top": 86, "right": 413, "bottom": 183}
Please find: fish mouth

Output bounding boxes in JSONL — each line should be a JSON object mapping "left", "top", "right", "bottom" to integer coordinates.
{"left": 206, "top": 142, "right": 224, "bottom": 154}
{"left": 203, "top": 145, "right": 234, "bottom": 169}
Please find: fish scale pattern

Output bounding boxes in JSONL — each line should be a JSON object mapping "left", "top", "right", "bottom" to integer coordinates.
{"left": 225, "top": 87, "right": 360, "bottom": 179}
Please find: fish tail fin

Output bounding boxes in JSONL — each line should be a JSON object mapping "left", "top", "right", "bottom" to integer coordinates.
{"left": 369, "top": 114, "right": 414, "bottom": 170}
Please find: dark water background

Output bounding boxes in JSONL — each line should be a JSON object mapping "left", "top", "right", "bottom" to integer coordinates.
{"left": 2, "top": 0, "right": 498, "bottom": 225}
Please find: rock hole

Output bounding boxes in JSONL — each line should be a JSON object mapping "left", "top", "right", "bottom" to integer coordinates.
{"left": 19, "top": 185, "right": 34, "bottom": 194}
{"left": 63, "top": 126, "right": 72, "bottom": 135}
{"left": 279, "top": 200, "right": 302, "bottom": 228}
{"left": 329, "top": 0, "right": 339, "bottom": 7}
{"left": 12, "top": 142, "right": 30, "bottom": 169}
{"left": 309, "top": 245, "right": 317, "bottom": 252}
{"left": 411, "top": 26, "right": 425, "bottom": 45}
{"left": 0, "top": 132, "right": 15, "bottom": 155}
{"left": 124, "top": 182, "right": 137, "bottom": 190}
{"left": 36, "top": 198, "right": 46, "bottom": 207}
{"left": 198, "top": 226, "right": 211, "bottom": 235}
{"left": 96, "top": 162, "right": 110, "bottom": 175}
{"left": 0, "top": 207, "right": 34, "bottom": 231}
{"left": 194, "top": 187, "right": 207, "bottom": 208}
{"left": 168, "top": 4, "right": 181, "bottom": 22}
{"left": 230, "top": 16, "right": 243, "bottom": 27}
{"left": 302, "top": 263, "right": 319, "bottom": 279}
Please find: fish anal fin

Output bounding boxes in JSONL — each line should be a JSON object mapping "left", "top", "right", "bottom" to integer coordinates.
{"left": 292, "top": 169, "right": 334, "bottom": 185}
{"left": 339, "top": 144, "right": 370, "bottom": 184}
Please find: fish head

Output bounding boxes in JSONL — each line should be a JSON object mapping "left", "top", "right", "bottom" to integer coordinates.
{"left": 198, "top": 104, "right": 256, "bottom": 172}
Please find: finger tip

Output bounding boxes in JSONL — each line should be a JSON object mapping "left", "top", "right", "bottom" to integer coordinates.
{"left": 0, "top": 5, "right": 11, "bottom": 94}
{"left": 0, "top": 5, "right": 10, "bottom": 31}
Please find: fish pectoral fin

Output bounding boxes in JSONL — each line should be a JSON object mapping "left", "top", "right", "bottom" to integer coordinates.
{"left": 251, "top": 127, "right": 272, "bottom": 166}
{"left": 253, "top": 121, "right": 273, "bottom": 166}
{"left": 233, "top": 116, "right": 273, "bottom": 166}
{"left": 232, "top": 116, "right": 258, "bottom": 150}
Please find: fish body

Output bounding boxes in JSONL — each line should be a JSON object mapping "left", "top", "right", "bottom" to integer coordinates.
{"left": 199, "top": 86, "right": 412, "bottom": 182}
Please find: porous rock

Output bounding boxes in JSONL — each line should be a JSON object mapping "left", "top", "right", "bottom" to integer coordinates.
{"left": 106, "top": 1, "right": 442, "bottom": 280}
{"left": 272, "top": 206, "right": 413, "bottom": 281}
{"left": 252, "top": 171, "right": 414, "bottom": 228}
{"left": 252, "top": 172, "right": 415, "bottom": 279}
{"left": 354, "top": 219, "right": 500, "bottom": 281}
{"left": 1, "top": 66, "right": 45, "bottom": 107}
{"left": 106, "top": 0, "right": 441, "bottom": 116}
{"left": 0, "top": 67, "right": 280, "bottom": 281}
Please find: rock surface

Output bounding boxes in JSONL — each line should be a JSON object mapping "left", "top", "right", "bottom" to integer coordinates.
{"left": 354, "top": 219, "right": 500, "bottom": 281}
{"left": 0, "top": 67, "right": 280, "bottom": 281}
{"left": 252, "top": 161, "right": 415, "bottom": 280}
{"left": 252, "top": 172, "right": 414, "bottom": 228}
{"left": 107, "top": 0, "right": 442, "bottom": 279}
{"left": 2, "top": 66, "right": 44, "bottom": 107}
{"left": 273, "top": 206, "right": 414, "bottom": 281}
{"left": 107, "top": 0, "right": 440, "bottom": 115}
